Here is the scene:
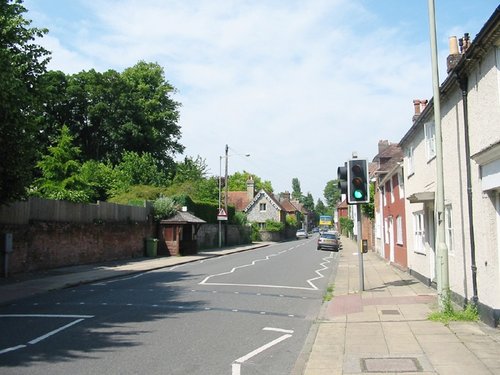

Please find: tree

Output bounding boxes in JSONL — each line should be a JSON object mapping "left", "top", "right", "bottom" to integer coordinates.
{"left": 32, "top": 125, "right": 91, "bottom": 202}
{"left": 113, "top": 151, "right": 169, "bottom": 191}
{"left": 291, "top": 178, "right": 302, "bottom": 201}
{"left": 173, "top": 155, "right": 208, "bottom": 184}
{"left": 37, "top": 62, "right": 184, "bottom": 168}
{"left": 315, "top": 199, "right": 327, "bottom": 215}
{"left": 0, "top": 0, "right": 51, "bottom": 204}
{"left": 227, "top": 171, "right": 273, "bottom": 192}
{"left": 324, "top": 179, "right": 341, "bottom": 208}
{"left": 302, "top": 192, "right": 315, "bottom": 211}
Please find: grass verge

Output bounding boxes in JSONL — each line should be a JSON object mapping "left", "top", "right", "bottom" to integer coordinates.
{"left": 428, "top": 296, "right": 479, "bottom": 325}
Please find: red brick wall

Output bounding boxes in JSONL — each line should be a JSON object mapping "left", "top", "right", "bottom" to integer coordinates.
{"left": 0, "top": 220, "right": 154, "bottom": 276}
{"left": 382, "top": 174, "right": 407, "bottom": 269}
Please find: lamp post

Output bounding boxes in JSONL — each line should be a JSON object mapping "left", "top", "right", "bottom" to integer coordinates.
{"left": 218, "top": 145, "right": 250, "bottom": 248}
{"left": 428, "top": 0, "right": 449, "bottom": 309}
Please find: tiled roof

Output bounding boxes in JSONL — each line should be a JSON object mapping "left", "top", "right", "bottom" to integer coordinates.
{"left": 227, "top": 191, "right": 251, "bottom": 211}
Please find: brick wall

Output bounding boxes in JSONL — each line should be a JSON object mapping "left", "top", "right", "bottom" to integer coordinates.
{"left": 1, "top": 220, "right": 154, "bottom": 276}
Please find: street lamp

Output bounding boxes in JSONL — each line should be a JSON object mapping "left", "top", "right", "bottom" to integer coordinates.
{"left": 218, "top": 145, "right": 250, "bottom": 248}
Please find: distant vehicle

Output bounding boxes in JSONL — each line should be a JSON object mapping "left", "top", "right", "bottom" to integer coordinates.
{"left": 312, "top": 227, "right": 319, "bottom": 233}
{"left": 296, "top": 228, "right": 309, "bottom": 239}
{"left": 317, "top": 231, "right": 339, "bottom": 251}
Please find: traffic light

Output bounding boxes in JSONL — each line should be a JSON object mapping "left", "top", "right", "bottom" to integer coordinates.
{"left": 337, "top": 163, "right": 347, "bottom": 195}
{"left": 347, "top": 159, "right": 369, "bottom": 204}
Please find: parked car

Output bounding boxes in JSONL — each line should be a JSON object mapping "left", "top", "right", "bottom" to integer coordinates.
{"left": 317, "top": 231, "right": 339, "bottom": 251}
{"left": 296, "top": 228, "right": 309, "bottom": 239}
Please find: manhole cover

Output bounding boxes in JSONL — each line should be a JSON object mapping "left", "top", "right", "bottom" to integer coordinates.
{"left": 361, "top": 357, "right": 422, "bottom": 372}
{"left": 380, "top": 309, "right": 400, "bottom": 315}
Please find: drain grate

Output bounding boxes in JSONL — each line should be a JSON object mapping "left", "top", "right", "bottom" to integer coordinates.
{"left": 380, "top": 309, "right": 400, "bottom": 315}
{"left": 361, "top": 357, "right": 422, "bottom": 372}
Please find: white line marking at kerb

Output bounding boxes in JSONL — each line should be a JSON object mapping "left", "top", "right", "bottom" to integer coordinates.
{"left": 231, "top": 328, "right": 293, "bottom": 375}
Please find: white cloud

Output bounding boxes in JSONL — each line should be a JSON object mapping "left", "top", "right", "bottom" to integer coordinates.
{"left": 28, "top": 0, "right": 494, "bottom": 201}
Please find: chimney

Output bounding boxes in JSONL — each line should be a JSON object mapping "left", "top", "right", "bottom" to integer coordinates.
{"left": 246, "top": 176, "right": 255, "bottom": 200}
{"left": 447, "top": 36, "right": 461, "bottom": 73}
{"left": 412, "top": 99, "right": 428, "bottom": 122}
{"left": 281, "top": 191, "right": 291, "bottom": 201}
{"left": 378, "top": 140, "right": 390, "bottom": 154}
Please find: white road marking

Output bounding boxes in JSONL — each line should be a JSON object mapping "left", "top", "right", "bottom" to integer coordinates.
{"left": 28, "top": 318, "right": 85, "bottom": 344}
{"left": 263, "top": 327, "right": 294, "bottom": 334}
{"left": 0, "top": 314, "right": 93, "bottom": 355}
{"left": 232, "top": 327, "right": 293, "bottom": 375}
{"left": 200, "top": 250, "right": 334, "bottom": 291}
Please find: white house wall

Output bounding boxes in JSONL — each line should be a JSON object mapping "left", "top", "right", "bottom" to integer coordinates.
{"left": 403, "top": 124, "right": 436, "bottom": 283}
{"left": 467, "top": 46, "right": 500, "bottom": 311}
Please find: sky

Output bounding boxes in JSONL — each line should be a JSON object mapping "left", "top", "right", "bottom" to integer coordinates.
{"left": 23, "top": 0, "right": 499, "bottom": 202}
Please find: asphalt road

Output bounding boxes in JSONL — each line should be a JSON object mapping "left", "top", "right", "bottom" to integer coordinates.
{"left": 0, "top": 237, "right": 339, "bottom": 375}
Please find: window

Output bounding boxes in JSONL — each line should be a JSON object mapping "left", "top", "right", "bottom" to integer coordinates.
{"left": 398, "top": 171, "right": 405, "bottom": 199}
{"left": 382, "top": 185, "right": 387, "bottom": 207}
{"left": 396, "top": 216, "right": 403, "bottom": 245}
{"left": 386, "top": 181, "right": 392, "bottom": 205}
{"left": 259, "top": 203, "right": 266, "bottom": 211}
{"left": 258, "top": 222, "right": 265, "bottom": 229}
{"left": 413, "top": 211, "right": 425, "bottom": 253}
{"left": 445, "top": 205, "right": 453, "bottom": 253}
{"left": 424, "top": 121, "right": 436, "bottom": 160}
{"left": 406, "top": 146, "right": 414, "bottom": 175}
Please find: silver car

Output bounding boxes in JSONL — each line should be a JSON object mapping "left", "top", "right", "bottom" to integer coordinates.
{"left": 296, "top": 229, "right": 309, "bottom": 239}
{"left": 317, "top": 231, "right": 339, "bottom": 251}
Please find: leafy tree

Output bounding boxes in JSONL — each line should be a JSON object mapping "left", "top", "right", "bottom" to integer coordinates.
{"left": 291, "top": 178, "right": 302, "bottom": 201}
{"left": 37, "top": 62, "right": 184, "bottom": 168}
{"left": 173, "top": 155, "right": 208, "bottom": 184}
{"left": 324, "top": 179, "right": 341, "bottom": 208}
{"left": 113, "top": 151, "right": 168, "bottom": 192}
{"left": 79, "top": 160, "right": 115, "bottom": 202}
{"left": 32, "top": 125, "right": 91, "bottom": 202}
{"left": 0, "top": 0, "right": 50, "bottom": 204}
{"left": 227, "top": 171, "right": 273, "bottom": 192}
{"left": 315, "top": 199, "right": 327, "bottom": 215}
{"left": 302, "top": 192, "right": 315, "bottom": 211}
{"left": 361, "top": 182, "right": 375, "bottom": 220}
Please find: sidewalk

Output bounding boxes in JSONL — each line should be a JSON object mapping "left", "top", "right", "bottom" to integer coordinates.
{"left": 300, "top": 236, "right": 500, "bottom": 375}
{"left": 0, "top": 242, "right": 271, "bottom": 306}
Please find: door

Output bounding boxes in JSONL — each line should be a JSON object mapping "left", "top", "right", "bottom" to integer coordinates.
{"left": 388, "top": 216, "right": 395, "bottom": 263}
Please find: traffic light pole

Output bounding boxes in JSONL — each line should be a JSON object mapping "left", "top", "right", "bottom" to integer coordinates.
{"left": 356, "top": 204, "right": 364, "bottom": 291}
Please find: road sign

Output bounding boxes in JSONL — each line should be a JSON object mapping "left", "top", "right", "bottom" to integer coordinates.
{"left": 217, "top": 208, "right": 228, "bottom": 221}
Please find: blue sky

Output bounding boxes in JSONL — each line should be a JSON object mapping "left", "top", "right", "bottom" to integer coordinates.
{"left": 23, "top": 0, "right": 499, "bottom": 202}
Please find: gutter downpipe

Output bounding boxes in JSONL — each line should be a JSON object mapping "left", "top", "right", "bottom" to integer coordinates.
{"left": 457, "top": 73, "right": 479, "bottom": 306}
{"left": 428, "top": 0, "right": 449, "bottom": 309}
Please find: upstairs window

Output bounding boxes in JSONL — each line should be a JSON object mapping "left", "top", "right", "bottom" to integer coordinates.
{"left": 398, "top": 171, "right": 405, "bottom": 199}
{"left": 259, "top": 203, "right": 267, "bottom": 212}
{"left": 406, "top": 146, "right": 414, "bottom": 175}
{"left": 424, "top": 121, "right": 436, "bottom": 160}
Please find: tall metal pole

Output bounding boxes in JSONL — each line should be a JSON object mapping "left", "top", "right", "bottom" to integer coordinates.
{"left": 428, "top": 0, "right": 449, "bottom": 308}
{"left": 357, "top": 204, "right": 364, "bottom": 291}
{"left": 218, "top": 155, "right": 222, "bottom": 248}
{"left": 224, "top": 144, "right": 229, "bottom": 246}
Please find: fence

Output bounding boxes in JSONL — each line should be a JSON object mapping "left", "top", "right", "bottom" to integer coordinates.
{"left": 0, "top": 197, "right": 151, "bottom": 224}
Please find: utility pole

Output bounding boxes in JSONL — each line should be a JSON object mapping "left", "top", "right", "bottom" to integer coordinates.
{"left": 224, "top": 144, "right": 229, "bottom": 246}
{"left": 428, "top": 0, "right": 449, "bottom": 308}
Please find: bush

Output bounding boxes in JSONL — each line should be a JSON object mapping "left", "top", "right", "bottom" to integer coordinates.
{"left": 153, "top": 196, "right": 177, "bottom": 220}
{"left": 251, "top": 223, "right": 262, "bottom": 241}
{"left": 265, "top": 219, "right": 285, "bottom": 232}
{"left": 339, "top": 216, "right": 354, "bottom": 236}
